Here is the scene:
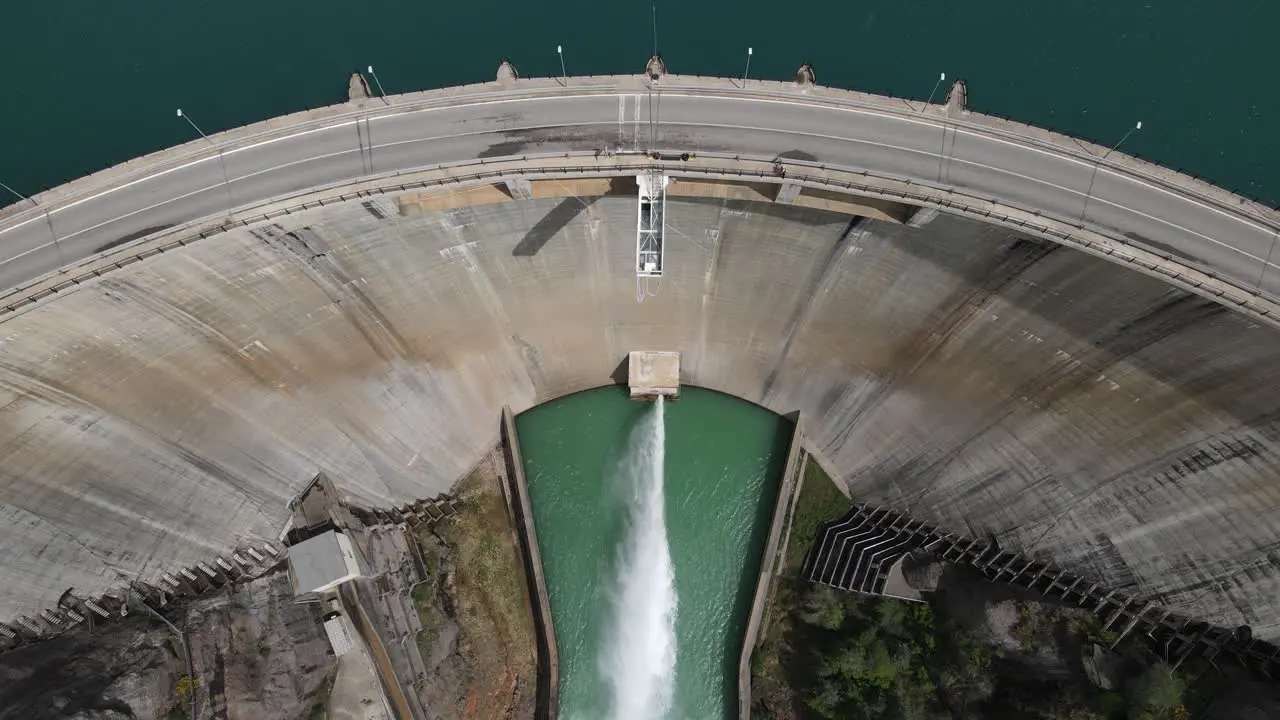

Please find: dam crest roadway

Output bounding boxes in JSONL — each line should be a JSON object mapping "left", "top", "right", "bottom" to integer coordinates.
{"left": 0, "top": 63, "right": 1279, "bottom": 645}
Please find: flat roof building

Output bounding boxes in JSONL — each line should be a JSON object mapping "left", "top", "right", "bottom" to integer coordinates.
{"left": 287, "top": 530, "right": 364, "bottom": 596}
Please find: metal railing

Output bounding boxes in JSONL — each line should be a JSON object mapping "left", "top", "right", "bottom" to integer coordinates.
{"left": 2, "top": 75, "right": 1273, "bottom": 238}
{"left": 3, "top": 152, "right": 1272, "bottom": 327}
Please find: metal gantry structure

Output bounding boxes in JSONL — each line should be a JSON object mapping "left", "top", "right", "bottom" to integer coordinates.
{"left": 803, "top": 502, "right": 1280, "bottom": 680}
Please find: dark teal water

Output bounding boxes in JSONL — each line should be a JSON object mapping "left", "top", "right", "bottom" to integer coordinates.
{"left": 518, "top": 387, "right": 791, "bottom": 718}
{"left": 1, "top": 1, "right": 1276, "bottom": 205}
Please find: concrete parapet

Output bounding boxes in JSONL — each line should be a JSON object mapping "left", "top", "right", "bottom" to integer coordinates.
{"left": 2, "top": 72, "right": 1270, "bottom": 260}
{"left": 774, "top": 181, "right": 801, "bottom": 204}
{"left": 906, "top": 206, "right": 940, "bottom": 228}
{"left": 504, "top": 177, "right": 535, "bottom": 200}
{"left": 501, "top": 406, "right": 559, "bottom": 720}
{"left": 738, "top": 412, "right": 805, "bottom": 719}
{"left": 378, "top": 154, "right": 1249, "bottom": 325}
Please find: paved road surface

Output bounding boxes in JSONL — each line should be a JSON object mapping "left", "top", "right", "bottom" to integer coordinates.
{"left": 1, "top": 86, "right": 1276, "bottom": 298}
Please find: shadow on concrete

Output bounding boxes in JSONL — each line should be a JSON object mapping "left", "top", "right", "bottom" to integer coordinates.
{"left": 775, "top": 150, "right": 818, "bottom": 163}
{"left": 513, "top": 197, "right": 595, "bottom": 257}
{"left": 609, "top": 355, "right": 630, "bottom": 386}
{"left": 479, "top": 140, "right": 530, "bottom": 159}
{"left": 93, "top": 225, "right": 174, "bottom": 255}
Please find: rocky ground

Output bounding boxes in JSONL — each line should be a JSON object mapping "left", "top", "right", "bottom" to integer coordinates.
{"left": 0, "top": 444, "right": 537, "bottom": 720}
{"left": 407, "top": 447, "right": 537, "bottom": 720}
{"left": 0, "top": 571, "right": 335, "bottom": 720}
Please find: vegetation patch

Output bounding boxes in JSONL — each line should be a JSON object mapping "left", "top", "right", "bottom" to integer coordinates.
{"left": 752, "top": 452, "right": 852, "bottom": 719}
{"left": 410, "top": 450, "right": 536, "bottom": 720}
{"left": 750, "top": 454, "right": 1274, "bottom": 719}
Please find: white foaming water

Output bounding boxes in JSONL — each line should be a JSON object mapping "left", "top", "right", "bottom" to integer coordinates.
{"left": 600, "top": 397, "right": 678, "bottom": 720}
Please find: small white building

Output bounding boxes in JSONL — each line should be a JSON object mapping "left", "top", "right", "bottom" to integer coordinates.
{"left": 287, "top": 530, "right": 364, "bottom": 596}
{"left": 322, "top": 611, "right": 354, "bottom": 656}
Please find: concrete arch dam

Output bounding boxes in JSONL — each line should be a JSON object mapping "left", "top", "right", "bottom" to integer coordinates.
{"left": 0, "top": 72, "right": 1279, "bottom": 641}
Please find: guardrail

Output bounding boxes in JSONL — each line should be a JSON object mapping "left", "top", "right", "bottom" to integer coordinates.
{"left": 657, "top": 77, "right": 1279, "bottom": 221}
{"left": 2, "top": 152, "right": 1274, "bottom": 329}
{"left": 2, "top": 74, "right": 1273, "bottom": 244}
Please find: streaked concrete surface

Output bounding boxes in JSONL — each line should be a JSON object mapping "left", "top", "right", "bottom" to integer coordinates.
{"left": 2, "top": 192, "right": 1278, "bottom": 640}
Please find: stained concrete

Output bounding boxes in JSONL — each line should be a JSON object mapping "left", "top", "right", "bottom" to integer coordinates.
{"left": 1, "top": 192, "right": 1279, "bottom": 643}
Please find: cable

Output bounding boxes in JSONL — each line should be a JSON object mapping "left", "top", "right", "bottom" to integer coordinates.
{"left": 651, "top": 1, "right": 658, "bottom": 58}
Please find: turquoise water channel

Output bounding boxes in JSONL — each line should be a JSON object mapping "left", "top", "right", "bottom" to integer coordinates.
{"left": 517, "top": 386, "right": 792, "bottom": 719}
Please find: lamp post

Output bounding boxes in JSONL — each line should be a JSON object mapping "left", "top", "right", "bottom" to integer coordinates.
{"left": 744, "top": 47, "right": 753, "bottom": 87}
{"left": 557, "top": 45, "right": 567, "bottom": 86}
{"left": 925, "top": 72, "right": 946, "bottom": 108}
{"left": 366, "top": 65, "right": 388, "bottom": 103}
{"left": 1081, "top": 120, "right": 1142, "bottom": 220}
{"left": 1258, "top": 228, "right": 1279, "bottom": 292}
{"left": 0, "top": 181, "right": 62, "bottom": 262}
{"left": 176, "top": 109, "right": 234, "bottom": 211}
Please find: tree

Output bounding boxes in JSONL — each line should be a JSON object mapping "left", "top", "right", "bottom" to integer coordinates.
{"left": 1127, "top": 664, "right": 1188, "bottom": 720}
{"left": 800, "top": 585, "right": 846, "bottom": 630}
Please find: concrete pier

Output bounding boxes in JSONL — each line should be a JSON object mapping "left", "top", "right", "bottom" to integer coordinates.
{"left": 794, "top": 63, "right": 816, "bottom": 89}
{"left": 347, "top": 73, "right": 371, "bottom": 103}
{"left": 497, "top": 59, "right": 518, "bottom": 89}
{"left": 945, "top": 79, "right": 968, "bottom": 114}
{"left": 628, "top": 350, "right": 680, "bottom": 400}
{"left": 645, "top": 54, "right": 666, "bottom": 80}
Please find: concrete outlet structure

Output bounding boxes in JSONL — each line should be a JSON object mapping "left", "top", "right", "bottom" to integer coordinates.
{"left": 0, "top": 67, "right": 1278, "bottom": 646}
{"left": 629, "top": 351, "right": 680, "bottom": 400}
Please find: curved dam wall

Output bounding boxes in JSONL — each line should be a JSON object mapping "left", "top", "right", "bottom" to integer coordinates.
{"left": 2, "top": 185, "right": 1278, "bottom": 639}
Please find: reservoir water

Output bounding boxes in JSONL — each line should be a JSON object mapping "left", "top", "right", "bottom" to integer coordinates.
{"left": 1, "top": 1, "right": 1276, "bottom": 206}
{"left": 517, "top": 386, "right": 791, "bottom": 719}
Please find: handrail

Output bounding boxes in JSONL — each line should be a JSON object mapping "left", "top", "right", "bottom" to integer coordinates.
{"left": 1, "top": 75, "right": 1273, "bottom": 237}
{"left": 2, "top": 151, "right": 1274, "bottom": 328}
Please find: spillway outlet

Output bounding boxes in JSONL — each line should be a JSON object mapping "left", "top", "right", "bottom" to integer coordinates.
{"left": 628, "top": 351, "right": 680, "bottom": 401}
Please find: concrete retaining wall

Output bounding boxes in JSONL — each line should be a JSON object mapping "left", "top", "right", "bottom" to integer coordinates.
{"left": 501, "top": 407, "right": 559, "bottom": 720}
{"left": 738, "top": 412, "right": 805, "bottom": 719}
